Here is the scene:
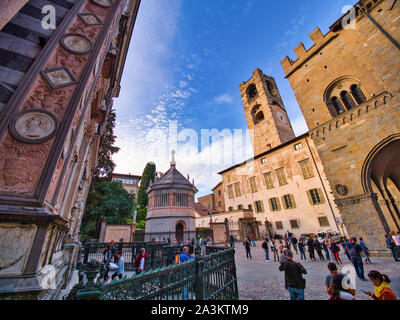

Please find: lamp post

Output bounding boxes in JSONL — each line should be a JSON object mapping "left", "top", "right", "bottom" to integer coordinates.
{"left": 208, "top": 211, "right": 214, "bottom": 244}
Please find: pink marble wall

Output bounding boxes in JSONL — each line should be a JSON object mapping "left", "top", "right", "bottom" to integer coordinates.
{"left": 0, "top": 0, "right": 29, "bottom": 31}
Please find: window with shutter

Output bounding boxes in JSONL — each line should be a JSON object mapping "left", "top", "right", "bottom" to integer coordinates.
{"left": 263, "top": 172, "right": 274, "bottom": 189}
{"left": 249, "top": 177, "right": 258, "bottom": 193}
{"left": 234, "top": 182, "right": 242, "bottom": 197}
{"left": 276, "top": 168, "right": 288, "bottom": 186}
{"left": 282, "top": 194, "right": 295, "bottom": 209}
{"left": 307, "top": 188, "right": 325, "bottom": 205}
{"left": 254, "top": 200, "right": 264, "bottom": 213}
{"left": 269, "top": 198, "right": 280, "bottom": 211}
{"left": 228, "top": 185, "right": 234, "bottom": 199}
{"left": 299, "top": 159, "right": 314, "bottom": 179}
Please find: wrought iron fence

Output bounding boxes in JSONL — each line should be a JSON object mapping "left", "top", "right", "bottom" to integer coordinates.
{"left": 79, "top": 241, "right": 194, "bottom": 271}
{"left": 66, "top": 244, "right": 238, "bottom": 300}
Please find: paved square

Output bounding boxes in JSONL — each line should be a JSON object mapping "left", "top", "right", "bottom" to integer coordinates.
{"left": 234, "top": 241, "right": 400, "bottom": 300}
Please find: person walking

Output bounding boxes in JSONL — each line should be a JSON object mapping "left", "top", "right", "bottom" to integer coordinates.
{"left": 229, "top": 234, "right": 235, "bottom": 248}
{"left": 102, "top": 245, "right": 113, "bottom": 281}
{"left": 348, "top": 237, "right": 366, "bottom": 280}
{"left": 250, "top": 233, "right": 256, "bottom": 247}
{"left": 262, "top": 238, "right": 270, "bottom": 262}
{"left": 134, "top": 248, "right": 147, "bottom": 275}
{"left": 314, "top": 238, "right": 325, "bottom": 261}
{"left": 298, "top": 238, "right": 307, "bottom": 261}
{"left": 394, "top": 231, "right": 400, "bottom": 248}
{"left": 243, "top": 238, "right": 252, "bottom": 259}
{"left": 290, "top": 236, "right": 298, "bottom": 254}
{"left": 365, "top": 270, "right": 398, "bottom": 300}
{"left": 323, "top": 235, "right": 332, "bottom": 261}
{"left": 385, "top": 234, "right": 400, "bottom": 262}
{"left": 359, "top": 237, "right": 371, "bottom": 264}
{"left": 279, "top": 251, "right": 307, "bottom": 300}
{"left": 307, "top": 237, "right": 315, "bottom": 261}
{"left": 278, "top": 240, "right": 284, "bottom": 254}
{"left": 111, "top": 251, "right": 124, "bottom": 280}
{"left": 340, "top": 237, "right": 351, "bottom": 261}
{"left": 330, "top": 240, "right": 343, "bottom": 265}
{"left": 271, "top": 239, "right": 279, "bottom": 262}
{"left": 325, "top": 262, "right": 355, "bottom": 300}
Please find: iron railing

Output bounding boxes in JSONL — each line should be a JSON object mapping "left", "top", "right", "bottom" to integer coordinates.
{"left": 79, "top": 241, "right": 195, "bottom": 271}
{"left": 66, "top": 244, "right": 238, "bottom": 300}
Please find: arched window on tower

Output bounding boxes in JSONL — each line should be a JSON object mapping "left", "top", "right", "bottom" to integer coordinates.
{"left": 350, "top": 84, "right": 367, "bottom": 104}
{"left": 251, "top": 105, "right": 264, "bottom": 125}
{"left": 324, "top": 77, "right": 369, "bottom": 117}
{"left": 340, "top": 91, "right": 357, "bottom": 110}
{"left": 266, "top": 80, "right": 274, "bottom": 94}
{"left": 247, "top": 84, "right": 258, "bottom": 101}
{"left": 254, "top": 111, "right": 265, "bottom": 124}
{"left": 331, "top": 96, "right": 345, "bottom": 115}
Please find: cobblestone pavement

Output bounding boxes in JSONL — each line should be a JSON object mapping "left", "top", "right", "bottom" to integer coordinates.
{"left": 234, "top": 241, "right": 400, "bottom": 300}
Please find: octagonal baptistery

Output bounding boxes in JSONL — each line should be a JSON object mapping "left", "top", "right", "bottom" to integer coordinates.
{"left": 145, "top": 158, "right": 198, "bottom": 243}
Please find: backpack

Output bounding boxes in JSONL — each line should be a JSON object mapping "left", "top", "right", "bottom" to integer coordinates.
{"left": 262, "top": 242, "right": 268, "bottom": 249}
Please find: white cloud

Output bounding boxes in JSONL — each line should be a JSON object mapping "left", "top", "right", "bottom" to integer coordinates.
{"left": 214, "top": 93, "right": 233, "bottom": 104}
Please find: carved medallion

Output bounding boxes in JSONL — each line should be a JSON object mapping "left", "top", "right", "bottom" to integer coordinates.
{"left": 90, "top": 0, "right": 113, "bottom": 8}
{"left": 40, "top": 66, "right": 78, "bottom": 89}
{"left": 10, "top": 109, "right": 59, "bottom": 144}
{"left": 78, "top": 13, "right": 103, "bottom": 26}
{"left": 336, "top": 184, "right": 348, "bottom": 196}
{"left": 60, "top": 34, "right": 93, "bottom": 55}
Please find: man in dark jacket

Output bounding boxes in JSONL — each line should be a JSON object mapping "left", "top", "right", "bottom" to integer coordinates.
{"left": 279, "top": 251, "right": 307, "bottom": 300}
{"left": 348, "top": 237, "right": 366, "bottom": 280}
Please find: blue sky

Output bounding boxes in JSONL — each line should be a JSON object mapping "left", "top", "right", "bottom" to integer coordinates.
{"left": 113, "top": 0, "right": 356, "bottom": 198}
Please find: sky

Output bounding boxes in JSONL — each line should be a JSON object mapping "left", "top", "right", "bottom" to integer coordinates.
{"left": 113, "top": 0, "right": 356, "bottom": 198}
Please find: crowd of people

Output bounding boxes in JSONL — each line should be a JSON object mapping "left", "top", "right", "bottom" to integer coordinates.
{"left": 101, "top": 238, "right": 201, "bottom": 282}
{"left": 241, "top": 230, "right": 399, "bottom": 300}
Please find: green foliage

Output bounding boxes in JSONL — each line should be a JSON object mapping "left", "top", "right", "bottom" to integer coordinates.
{"left": 136, "top": 220, "right": 146, "bottom": 230}
{"left": 95, "top": 109, "right": 120, "bottom": 180}
{"left": 137, "top": 162, "right": 156, "bottom": 208}
{"left": 82, "top": 181, "right": 134, "bottom": 236}
{"left": 81, "top": 109, "right": 122, "bottom": 238}
{"left": 137, "top": 208, "right": 147, "bottom": 221}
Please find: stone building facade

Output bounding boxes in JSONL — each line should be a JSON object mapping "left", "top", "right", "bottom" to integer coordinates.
{"left": 281, "top": 0, "right": 400, "bottom": 252}
{"left": 145, "top": 154, "right": 198, "bottom": 243}
{"left": 206, "top": 70, "right": 345, "bottom": 241}
{"left": 0, "top": 0, "right": 141, "bottom": 299}
{"left": 112, "top": 173, "right": 141, "bottom": 200}
{"left": 197, "top": 181, "right": 225, "bottom": 213}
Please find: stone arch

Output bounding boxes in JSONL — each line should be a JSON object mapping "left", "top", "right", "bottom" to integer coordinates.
{"left": 324, "top": 76, "right": 369, "bottom": 116}
{"left": 361, "top": 134, "right": 400, "bottom": 231}
{"left": 251, "top": 104, "right": 264, "bottom": 125}
{"left": 246, "top": 84, "right": 258, "bottom": 101}
{"left": 175, "top": 220, "right": 187, "bottom": 243}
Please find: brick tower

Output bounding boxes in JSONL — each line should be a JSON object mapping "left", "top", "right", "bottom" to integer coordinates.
{"left": 239, "top": 68, "right": 295, "bottom": 156}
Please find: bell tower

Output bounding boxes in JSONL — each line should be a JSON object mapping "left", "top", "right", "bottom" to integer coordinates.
{"left": 239, "top": 68, "right": 295, "bottom": 156}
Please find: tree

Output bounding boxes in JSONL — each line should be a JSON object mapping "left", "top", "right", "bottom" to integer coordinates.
{"left": 94, "top": 109, "right": 120, "bottom": 181}
{"left": 137, "top": 162, "right": 156, "bottom": 208}
{"left": 81, "top": 181, "right": 134, "bottom": 237}
{"left": 81, "top": 109, "right": 121, "bottom": 238}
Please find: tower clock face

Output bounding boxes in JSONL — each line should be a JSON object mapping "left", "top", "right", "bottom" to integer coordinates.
{"left": 276, "top": 111, "right": 287, "bottom": 124}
